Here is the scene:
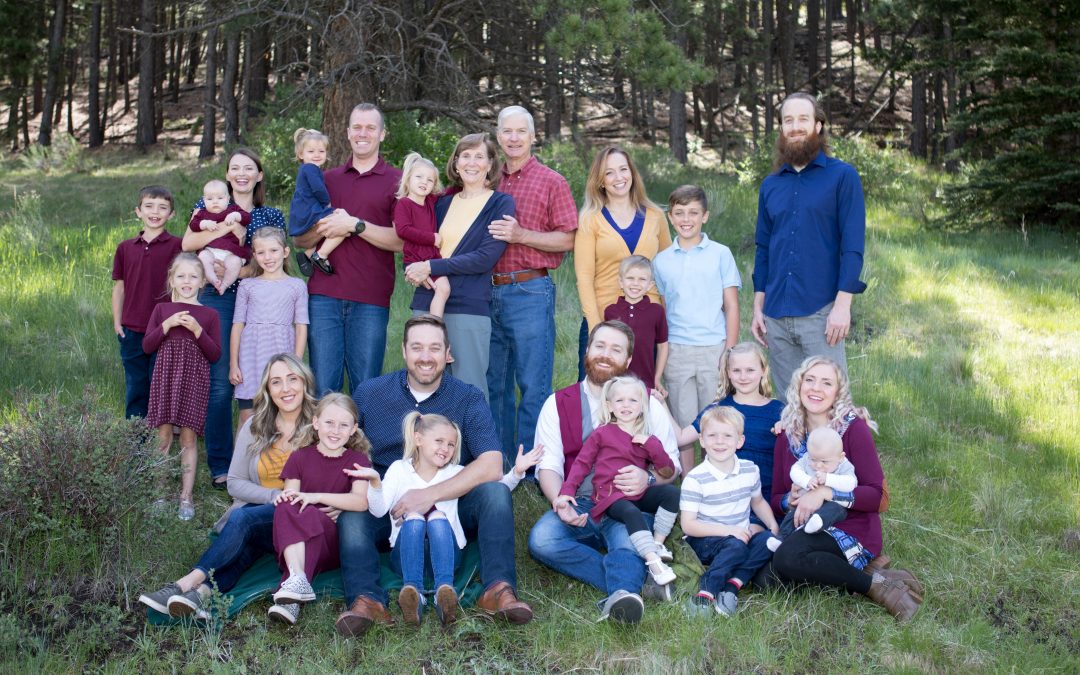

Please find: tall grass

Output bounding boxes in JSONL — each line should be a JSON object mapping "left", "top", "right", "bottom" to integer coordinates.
{"left": 0, "top": 143, "right": 1076, "bottom": 671}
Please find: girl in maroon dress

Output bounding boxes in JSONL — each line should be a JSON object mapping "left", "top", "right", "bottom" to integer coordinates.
{"left": 553, "top": 376, "right": 680, "bottom": 586}
{"left": 393, "top": 152, "right": 450, "bottom": 316}
{"left": 269, "top": 393, "right": 372, "bottom": 626}
{"left": 143, "top": 252, "right": 222, "bottom": 521}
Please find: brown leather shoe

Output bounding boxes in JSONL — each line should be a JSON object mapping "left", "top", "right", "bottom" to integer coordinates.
{"left": 335, "top": 596, "right": 393, "bottom": 637}
{"left": 476, "top": 581, "right": 533, "bottom": 624}
{"left": 877, "top": 567, "right": 924, "bottom": 601}
{"left": 434, "top": 584, "right": 459, "bottom": 626}
{"left": 866, "top": 572, "right": 922, "bottom": 622}
{"left": 865, "top": 553, "right": 892, "bottom": 574}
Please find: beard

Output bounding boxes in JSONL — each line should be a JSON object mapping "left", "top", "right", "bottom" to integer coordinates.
{"left": 584, "top": 355, "right": 629, "bottom": 387}
{"left": 777, "top": 126, "right": 827, "bottom": 169}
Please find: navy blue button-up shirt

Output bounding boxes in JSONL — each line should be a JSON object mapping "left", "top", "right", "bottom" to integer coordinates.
{"left": 352, "top": 369, "right": 501, "bottom": 473}
{"left": 752, "top": 151, "right": 867, "bottom": 318}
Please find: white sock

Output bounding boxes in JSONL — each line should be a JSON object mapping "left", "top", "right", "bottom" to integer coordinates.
{"left": 767, "top": 536, "right": 782, "bottom": 552}
{"left": 805, "top": 514, "right": 824, "bottom": 533}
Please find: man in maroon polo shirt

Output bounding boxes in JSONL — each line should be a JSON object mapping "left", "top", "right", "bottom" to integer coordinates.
{"left": 487, "top": 105, "right": 578, "bottom": 470}
{"left": 293, "top": 103, "right": 403, "bottom": 395}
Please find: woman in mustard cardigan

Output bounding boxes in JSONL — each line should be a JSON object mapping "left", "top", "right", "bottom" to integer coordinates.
{"left": 573, "top": 146, "right": 671, "bottom": 377}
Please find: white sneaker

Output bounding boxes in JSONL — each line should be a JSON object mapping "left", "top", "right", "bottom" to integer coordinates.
{"left": 178, "top": 499, "right": 195, "bottom": 521}
{"left": 647, "top": 559, "right": 676, "bottom": 585}
{"left": 268, "top": 602, "right": 300, "bottom": 625}
{"left": 804, "top": 514, "right": 824, "bottom": 533}
{"left": 766, "top": 536, "right": 782, "bottom": 552}
{"left": 656, "top": 543, "right": 674, "bottom": 562}
{"left": 273, "top": 574, "right": 316, "bottom": 604}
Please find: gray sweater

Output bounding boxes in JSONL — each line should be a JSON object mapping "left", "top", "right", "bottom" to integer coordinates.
{"left": 211, "top": 419, "right": 287, "bottom": 532}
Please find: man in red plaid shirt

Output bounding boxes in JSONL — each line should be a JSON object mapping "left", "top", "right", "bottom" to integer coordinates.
{"left": 487, "top": 105, "right": 579, "bottom": 473}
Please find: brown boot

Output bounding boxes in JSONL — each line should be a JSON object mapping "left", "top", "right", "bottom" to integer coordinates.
{"left": 434, "top": 584, "right": 459, "bottom": 626}
{"left": 335, "top": 596, "right": 393, "bottom": 637}
{"left": 864, "top": 553, "right": 892, "bottom": 574}
{"left": 866, "top": 573, "right": 922, "bottom": 622}
{"left": 877, "top": 567, "right": 924, "bottom": 601}
{"left": 476, "top": 581, "right": 533, "bottom": 624}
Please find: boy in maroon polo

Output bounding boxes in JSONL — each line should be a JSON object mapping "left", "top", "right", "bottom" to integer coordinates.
{"left": 603, "top": 255, "right": 669, "bottom": 397}
{"left": 111, "top": 185, "right": 182, "bottom": 418}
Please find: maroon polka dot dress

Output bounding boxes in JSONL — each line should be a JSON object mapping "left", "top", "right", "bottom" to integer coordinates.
{"left": 142, "top": 302, "right": 222, "bottom": 434}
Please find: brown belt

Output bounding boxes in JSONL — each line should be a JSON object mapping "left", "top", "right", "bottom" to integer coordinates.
{"left": 491, "top": 268, "right": 548, "bottom": 286}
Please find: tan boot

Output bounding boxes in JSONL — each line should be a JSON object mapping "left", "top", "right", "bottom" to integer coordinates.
{"left": 877, "top": 567, "right": 924, "bottom": 601}
{"left": 864, "top": 553, "right": 892, "bottom": 573}
{"left": 335, "top": 596, "right": 394, "bottom": 637}
{"left": 476, "top": 581, "right": 533, "bottom": 624}
{"left": 866, "top": 572, "right": 922, "bottom": 622}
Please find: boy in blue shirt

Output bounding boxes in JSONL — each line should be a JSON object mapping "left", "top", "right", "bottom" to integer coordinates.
{"left": 653, "top": 185, "right": 741, "bottom": 474}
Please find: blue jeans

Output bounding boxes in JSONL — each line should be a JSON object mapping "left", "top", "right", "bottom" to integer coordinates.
{"left": 308, "top": 294, "right": 388, "bottom": 395}
{"left": 392, "top": 517, "right": 461, "bottom": 590}
{"left": 685, "top": 531, "right": 774, "bottom": 596}
{"left": 199, "top": 288, "right": 236, "bottom": 479}
{"left": 487, "top": 276, "right": 556, "bottom": 469}
{"left": 118, "top": 329, "right": 155, "bottom": 418}
{"left": 576, "top": 317, "right": 588, "bottom": 381}
{"left": 194, "top": 503, "right": 276, "bottom": 593}
{"left": 338, "top": 481, "right": 516, "bottom": 606}
{"left": 764, "top": 302, "right": 848, "bottom": 403}
{"left": 528, "top": 496, "right": 647, "bottom": 596}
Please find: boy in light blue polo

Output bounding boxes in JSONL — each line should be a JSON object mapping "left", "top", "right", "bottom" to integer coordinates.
{"left": 653, "top": 185, "right": 741, "bottom": 474}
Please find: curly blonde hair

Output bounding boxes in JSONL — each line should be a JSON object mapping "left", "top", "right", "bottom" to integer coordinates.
{"left": 779, "top": 356, "right": 877, "bottom": 446}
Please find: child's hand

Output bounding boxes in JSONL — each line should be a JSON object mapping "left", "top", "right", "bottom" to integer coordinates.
{"left": 229, "top": 365, "right": 243, "bottom": 386}
{"left": 433, "top": 233, "right": 442, "bottom": 247}
{"left": 770, "top": 524, "right": 780, "bottom": 537}
{"left": 552, "top": 494, "right": 576, "bottom": 510}
{"left": 177, "top": 313, "right": 203, "bottom": 338}
{"left": 815, "top": 470, "right": 828, "bottom": 484}
{"left": 513, "top": 444, "right": 544, "bottom": 477}
{"left": 273, "top": 489, "right": 295, "bottom": 505}
{"left": 162, "top": 310, "right": 189, "bottom": 330}
{"left": 290, "top": 491, "right": 319, "bottom": 513}
{"left": 200, "top": 219, "right": 220, "bottom": 232}
{"left": 770, "top": 420, "right": 784, "bottom": 435}
{"left": 805, "top": 476, "right": 820, "bottom": 490}
{"left": 631, "top": 434, "right": 650, "bottom": 445}
{"left": 224, "top": 212, "right": 242, "bottom": 224}
{"left": 728, "top": 527, "right": 751, "bottom": 544}
{"left": 422, "top": 278, "right": 436, "bottom": 291}
{"left": 343, "top": 465, "right": 381, "bottom": 489}
{"left": 651, "top": 380, "right": 668, "bottom": 400}
{"left": 114, "top": 323, "right": 125, "bottom": 337}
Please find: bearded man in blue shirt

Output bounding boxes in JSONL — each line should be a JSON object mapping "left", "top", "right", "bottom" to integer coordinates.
{"left": 751, "top": 93, "right": 868, "bottom": 401}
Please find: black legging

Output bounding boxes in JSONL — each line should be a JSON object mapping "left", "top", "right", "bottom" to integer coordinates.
{"left": 771, "top": 529, "right": 873, "bottom": 594}
{"left": 604, "top": 484, "right": 681, "bottom": 535}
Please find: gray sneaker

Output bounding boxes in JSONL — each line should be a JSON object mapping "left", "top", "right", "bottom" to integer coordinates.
{"left": 138, "top": 583, "right": 182, "bottom": 614}
{"left": 168, "top": 588, "right": 209, "bottom": 620}
{"left": 641, "top": 575, "right": 674, "bottom": 603}
{"left": 596, "top": 590, "right": 644, "bottom": 624}
{"left": 716, "top": 591, "right": 739, "bottom": 617}
{"left": 268, "top": 602, "right": 300, "bottom": 625}
{"left": 273, "top": 574, "right": 316, "bottom": 604}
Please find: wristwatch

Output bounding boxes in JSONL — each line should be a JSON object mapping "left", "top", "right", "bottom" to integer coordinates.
{"left": 647, "top": 473, "right": 657, "bottom": 487}
{"left": 353, "top": 218, "right": 366, "bottom": 235}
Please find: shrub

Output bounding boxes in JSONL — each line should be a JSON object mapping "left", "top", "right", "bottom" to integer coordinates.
{"left": 0, "top": 387, "right": 168, "bottom": 582}
{"left": 0, "top": 189, "right": 49, "bottom": 256}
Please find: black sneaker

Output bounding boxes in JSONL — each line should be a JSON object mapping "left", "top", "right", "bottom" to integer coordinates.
{"left": 295, "top": 251, "right": 314, "bottom": 276}
{"left": 311, "top": 251, "right": 334, "bottom": 275}
{"left": 596, "top": 590, "right": 644, "bottom": 624}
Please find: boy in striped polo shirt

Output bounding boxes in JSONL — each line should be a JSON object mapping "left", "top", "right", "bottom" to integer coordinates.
{"left": 679, "top": 406, "right": 779, "bottom": 617}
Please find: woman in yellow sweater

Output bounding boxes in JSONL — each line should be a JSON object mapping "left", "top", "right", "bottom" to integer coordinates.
{"left": 574, "top": 146, "right": 671, "bottom": 377}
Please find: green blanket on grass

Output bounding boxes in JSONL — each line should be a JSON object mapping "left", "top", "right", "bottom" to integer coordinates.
{"left": 146, "top": 542, "right": 482, "bottom": 625}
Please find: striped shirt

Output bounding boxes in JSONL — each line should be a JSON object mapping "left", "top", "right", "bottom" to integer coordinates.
{"left": 680, "top": 457, "right": 762, "bottom": 530}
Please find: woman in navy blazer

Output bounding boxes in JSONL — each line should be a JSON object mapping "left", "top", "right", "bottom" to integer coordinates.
{"left": 405, "top": 133, "right": 513, "bottom": 398}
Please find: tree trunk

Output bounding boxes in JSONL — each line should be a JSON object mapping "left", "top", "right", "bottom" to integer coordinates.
{"left": 807, "top": 0, "right": 820, "bottom": 93}
{"left": 185, "top": 28, "right": 200, "bottom": 84}
{"left": 780, "top": 0, "right": 797, "bottom": 94}
{"left": 38, "top": 0, "right": 67, "bottom": 146}
{"left": 668, "top": 4, "right": 689, "bottom": 163}
{"left": 221, "top": 27, "right": 241, "bottom": 146}
{"left": 763, "top": 0, "right": 775, "bottom": 134}
{"left": 102, "top": 0, "right": 116, "bottom": 135}
{"left": 199, "top": 25, "right": 217, "bottom": 160}
{"left": 911, "top": 71, "right": 927, "bottom": 158}
{"left": 88, "top": 0, "right": 104, "bottom": 147}
{"left": 824, "top": 0, "right": 833, "bottom": 119}
{"left": 154, "top": 0, "right": 165, "bottom": 134}
{"left": 322, "top": 13, "right": 374, "bottom": 165}
{"left": 65, "top": 46, "right": 76, "bottom": 137}
{"left": 245, "top": 28, "right": 270, "bottom": 118}
{"left": 136, "top": 0, "right": 156, "bottom": 148}
{"left": 544, "top": 38, "right": 562, "bottom": 141}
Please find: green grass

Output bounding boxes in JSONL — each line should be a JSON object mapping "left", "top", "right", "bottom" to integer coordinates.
{"left": 0, "top": 144, "right": 1077, "bottom": 672}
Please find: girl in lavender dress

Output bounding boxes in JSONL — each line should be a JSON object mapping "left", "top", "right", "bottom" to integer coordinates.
{"left": 229, "top": 227, "right": 308, "bottom": 427}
